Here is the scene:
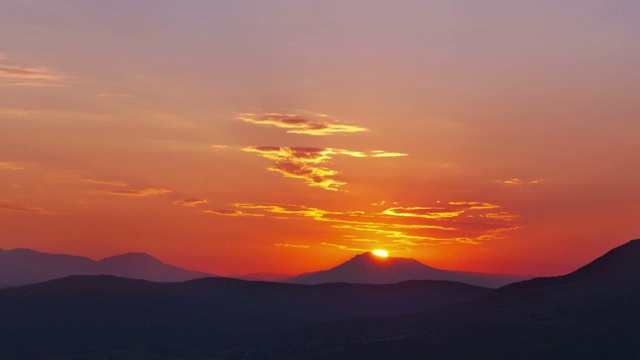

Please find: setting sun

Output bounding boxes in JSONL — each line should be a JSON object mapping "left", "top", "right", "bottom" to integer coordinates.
{"left": 372, "top": 250, "right": 389, "bottom": 258}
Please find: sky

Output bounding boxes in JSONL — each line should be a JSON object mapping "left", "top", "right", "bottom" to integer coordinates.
{"left": 1, "top": 0, "right": 639, "bottom": 277}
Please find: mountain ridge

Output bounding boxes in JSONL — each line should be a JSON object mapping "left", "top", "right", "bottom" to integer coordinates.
{"left": 287, "top": 251, "right": 531, "bottom": 288}
{"left": 0, "top": 248, "right": 213, "bottom": 288}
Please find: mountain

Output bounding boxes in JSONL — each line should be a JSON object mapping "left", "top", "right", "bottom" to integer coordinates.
{"left": 287, "top": 252, "right": 530, "bottom": 288}
{"left": 269, "top": 239, "right": 640, "bottom": 359}
{"left": 0, "top": 276, "right": 489, "bottom": 358}
{"left": 232, "top": 272, "right": 294, "bottom": 282}
{"left": 0, "top": 248, "right": 213, "bottom": 288}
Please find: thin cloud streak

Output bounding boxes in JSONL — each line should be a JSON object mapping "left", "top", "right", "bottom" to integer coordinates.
{"left": 237, "top": 113, "right": 368, "bottom": 136}
{"left": 81, "top": 178, "right": 128, "bottom": 187}
{"left": 0, "top": 199, "right": 56, "bottom": 215}
{"left": 497, "top": 178, "right": 545, "bottom": 185}
{"left": 203, "top": 209, "right": 264, "bottom": 217}
{"left": 175, "top": 199, "right": 210, "bottom": 207}
{"left": 105, "top": 188, "right": 172, "bottom": 197}
{"left": 0, "top": 55, "right": 64, "bottom": 86}
{"left": 274, "top": 243, "right": 310, "bottom": 249}
{"left": 0, "top": 162, "right": 26, "bottom": 170}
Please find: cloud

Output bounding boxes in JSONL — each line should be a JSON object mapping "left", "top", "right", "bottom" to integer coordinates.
{"left": 105, "top": 188, "right": 172, "bottom": 197}
{"left": 0, "top": 199, "right": 55, "bottom": 215}
{"left": 482, "top": 212, "right": 520, "bottom": 221}
{"left": 209, "top": 144, "right": 229, "bottom": 151}
{"left": 0, "top": 162, "right": 25, "bottom": 170}
{"left": 0, "top": 64, "right": 61, "bottom": 80}
{"left": 243, "top": 146, "right": 407, "bottom": 191}
{"left": 237, "top": 113, "right": 368, "bottom": 136}
{"left": 235, "top": 203, "right": 337, "bottom": 216}
{"left": 202, "top": 209, "right": 264, "bottom": 217}
{"left": 0, "top": 56, "right": 64, "bottom": 86}
{"left": 321, "top": 242, "right": 369, "bottom": 252}
{"left": 497, "top": 178, "right": 544, "bottom": 185}
{"left": 274, "top": 243, "right": 310, "bottom": 249}
{"left": 81, "top": 178, "right": 128, "bottom": 187}
{"left": 208, "top": 200, "right": 520, "bottom": 250}
{"left": 175, "top": 199, "right": 209, "bottom": 207}
{"left": 381, "top": 207, "right": 464, "bottom": 219}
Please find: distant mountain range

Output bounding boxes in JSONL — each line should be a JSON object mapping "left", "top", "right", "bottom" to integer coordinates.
{"left": 287, "top": 252, "right": 531, "bottom": 288}
{"left": 0, "top": 248, "right": 530, "bottom": 288}
{"left": 0, "top": 239, "right": 638, "bottom": 358}
{"left": 0, "top": 248, "right": 213, "bottom": 288}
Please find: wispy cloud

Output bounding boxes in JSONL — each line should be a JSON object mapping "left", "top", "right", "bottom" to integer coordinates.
{"left": 496, "top": 178, "right": 544, "bottom": 185}
{"left": 209, "top": 144, "right": 229, "bottom": 151}
{"left": 321, "top": 242, "right": 369, "bottom": 252}
{"left": 202, "top": 209, "right": 264, "bottom": 217}
{"left": 274, "top": 243, "right": 310, "bottom": 249}
{"left": 0, "top": 56, "right": 64, "bottom": 87}
{"left": 105, "top": 188, "right": 172, "bottom": 197}
{"left": 175, "top": 198, "right": 209, "bottom": 207}
{"left": 208, "top": 200, "right": 520, "bottom": 250}
{"left": 237, "top": 113, "right": 368, "bottom": 136}
{"left": 0, "top": 162, "right": 26, "bottom": 170}
{"left": 243, "top": 146, "right": 407, "bottom": 191}
{"left": 81, "top": 178, "right": 128, "bottom": 187}
{"left": 0, "top": 199, "right": 56, "bottom": 215}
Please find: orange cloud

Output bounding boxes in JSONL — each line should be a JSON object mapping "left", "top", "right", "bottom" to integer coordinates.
{"left": 175, "top": 199, "right": 209, "bottom": 207}
{"left": 321, "top": 242, "right": 369, "bottom": 252}
{"left": 243, "top": 146, "right": 407, "bottom": 191}
{"left": 274, "top": 243, "right": 310, "bottom": 249}
{"left": 381, "top": 207, "right": 464, "bottom": 219}
{"left": 237, "top": 113, "right": 368, "bottom": 136}
{"left": 81, "top": 178, "right": 128, "bottom": 187}
{"left": 0, "top": 162, "right": 25, "bottom": 170}
{"left": 105, "top": 188, "right": 172, "bottom": 197}
{"left": 497, "top": 178, "right": 544, "bottom": 185}
{"left": 0, "top": 56, "right": 64, "bottom": 87}
{"left": 207, "top": 200, "right": 519, "bottom": 250}
{"left": 0, "top": 199, "right": 56, "bottom": 215}
{"left": 203, "top": 209, "right": 264, "bottom": 217}
{"left": 209, "top": 144, "right": 229, "bottom": 151}
{"left": 482, "top": 212, "right": 520, "bottom": 221}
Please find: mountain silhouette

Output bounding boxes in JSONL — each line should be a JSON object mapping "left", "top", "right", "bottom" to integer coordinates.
{"left": 3, "top": 239, "right": 639, "bottom": 359}
{"left": 288, "top": 252, "right": 530, "bottom": 288}
{"left": 232, "top": 272, "right": 294, "bottom": 282}
{"left": 270, "top": 239, "right": 640, "bottom": 359}
{"left": 0, "top": 276, "right": 489, "bottom": 358}
{"left": 0, "top": 248, "right": 213, "bottom": 288}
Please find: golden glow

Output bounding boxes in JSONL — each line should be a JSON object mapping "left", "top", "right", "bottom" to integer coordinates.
{"left": 372, "top": 249, "right": 389, "bottom": 258}
{"left": 236, "top": 113, "right": 369, "bottom": 136}
{"left": 241, "top": 146, "right": 407, "bottom": 191}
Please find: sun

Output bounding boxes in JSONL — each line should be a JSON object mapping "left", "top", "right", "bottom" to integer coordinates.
{"left": 372, "top": 249, "right": 389, "bottom": 258}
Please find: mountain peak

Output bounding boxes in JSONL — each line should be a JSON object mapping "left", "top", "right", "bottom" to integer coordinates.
{"left": 99, "top": 253, "right": 163, "bottom": 266}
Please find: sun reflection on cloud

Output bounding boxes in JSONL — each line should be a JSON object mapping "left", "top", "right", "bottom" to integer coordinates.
{"left": 201, "top": 200, "right": 520, "bottom": 251}
{"left": 237, "top": 113, "right": 368, "bottom": 136}
{"left": 242, "top": 146, "right": 407, "bottom": 191}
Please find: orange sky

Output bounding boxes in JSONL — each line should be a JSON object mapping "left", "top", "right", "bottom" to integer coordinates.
{"left": 1, "top": 1, "right": 639, "bottom": 277}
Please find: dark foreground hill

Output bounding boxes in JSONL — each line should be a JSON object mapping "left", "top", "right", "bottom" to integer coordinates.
{"left": 0, "top": 276, "right": 489, "bottom": 359}
{"left": 287, "top": 252, "right": 530, "bottom": 288}
{"left": 0, "top": 248, "right": 212, "bottom": 288}
{"left": 268, "top": 239, "right": 640, "bottom": 359}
